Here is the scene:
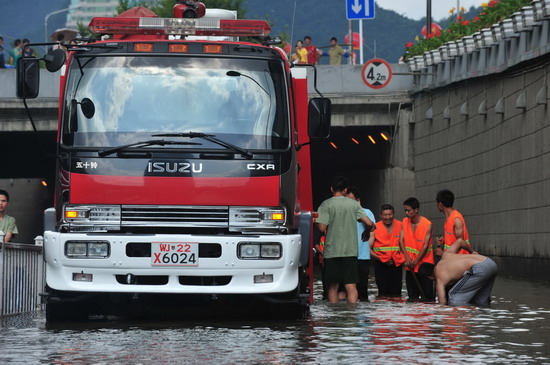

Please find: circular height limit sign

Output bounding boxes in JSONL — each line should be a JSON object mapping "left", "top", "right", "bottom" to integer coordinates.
{"left": 361, "top": 58, "right": 392, "bottom": 89}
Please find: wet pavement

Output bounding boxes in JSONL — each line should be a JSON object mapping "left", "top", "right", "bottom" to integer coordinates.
{"left": 1, "top": 273, "right": 549, "bottom": 364}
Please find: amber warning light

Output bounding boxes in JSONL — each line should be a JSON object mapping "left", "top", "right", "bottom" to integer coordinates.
{"left": 89, "top": 17, "right": 271, "bottom": 37}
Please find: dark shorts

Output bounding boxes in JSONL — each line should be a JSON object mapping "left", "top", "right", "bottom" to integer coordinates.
{"left": 324, "top": 257, "right": 359, "bottom": 284}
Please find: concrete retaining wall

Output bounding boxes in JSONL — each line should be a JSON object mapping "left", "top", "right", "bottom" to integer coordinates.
{"left": 412, "top": 59, "right": 550, "bottom": 259}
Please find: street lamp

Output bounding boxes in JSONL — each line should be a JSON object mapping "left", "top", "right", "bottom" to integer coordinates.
{"left": 44, "top": 6, "right": 81, "bottom": 47}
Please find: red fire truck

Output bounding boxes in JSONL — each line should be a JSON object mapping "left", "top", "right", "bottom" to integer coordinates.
{"left": 17, "top": 3, "right": 330, "bottom": 321}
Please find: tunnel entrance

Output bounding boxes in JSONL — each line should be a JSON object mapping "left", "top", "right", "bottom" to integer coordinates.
{"left": 0, "top": 131, "right": 56, "bottom": 243}
{"left": 311, "top": 125, "right": 394, "bottom": 213}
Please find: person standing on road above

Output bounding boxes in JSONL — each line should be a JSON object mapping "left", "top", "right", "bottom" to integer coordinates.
{"left": 8, "top": 39, "right": 22, "bottom": 67}
{"left": 399, "top": 197, "right": 435, "bottom": 301}
{"left": 369, "top": 204, "right": 405, "bottom": 297}
{"left": 345, "top": 186, "right": 375, "bottom": 302}
{"left": 0, "top": 190, "right": 18, "bottom": 243}
{"left": 316, "top": 176, "right": 375, "bottom": 304}
{"left": 436, "top": 189, "right": 471, "bottom": 255}
{"left": 303, "top": 36, "right": 321, "bottom": 64}
{"left": 0, "top": 36, "right": 6, "bottom": 68}
{"left": 320, "top": 37, "right": 348, "bottom": 65}
{"left": 291, "top": 40, "right": 308, "bottom": 64}
{"left": 431, "top": 238, "right": 497, "bottom": 306}
{"left": 22, "top": 39, "right": 36, "bottom": 58}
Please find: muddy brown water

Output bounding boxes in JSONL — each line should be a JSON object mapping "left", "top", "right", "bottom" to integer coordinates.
{"left": 1, "top": 264, "right": 549, "bottom": 364}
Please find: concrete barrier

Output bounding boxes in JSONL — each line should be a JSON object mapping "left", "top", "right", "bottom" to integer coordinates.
{"left": 0, "top": 69, "right": 60, "bottom": 99}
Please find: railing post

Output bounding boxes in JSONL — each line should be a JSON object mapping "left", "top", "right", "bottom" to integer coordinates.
{"left": 0, "top": 237, "right": 4, "bottom": 316}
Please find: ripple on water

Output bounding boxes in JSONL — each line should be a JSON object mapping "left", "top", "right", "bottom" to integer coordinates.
{"left": 1, "top": 278, "right": 550, "bottom": 363}
{"left": 501, "top": 328, "right": 530, "bottom": 332}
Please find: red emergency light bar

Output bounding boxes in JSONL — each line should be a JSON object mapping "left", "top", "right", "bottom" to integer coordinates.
{"left": 89, "top": 17, "right": 271, "bottom": 37}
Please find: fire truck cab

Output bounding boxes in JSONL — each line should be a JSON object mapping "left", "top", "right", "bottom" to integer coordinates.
{"left": 16, "top": 3, "right": 330, "bottom": 321}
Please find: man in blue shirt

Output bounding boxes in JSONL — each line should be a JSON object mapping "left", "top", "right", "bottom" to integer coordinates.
{"left": 346, "top": 186, "right": 375, "bottom": 302}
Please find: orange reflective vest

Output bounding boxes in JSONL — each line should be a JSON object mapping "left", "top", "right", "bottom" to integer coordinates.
{"left": 402, "top": 216, "right": 434, "bottom": 272}
{"left": 372, "top": 220, "right": 405, "bottom": 266}
{"left": 444, "top": 210, "right": 470, "bottom": 254}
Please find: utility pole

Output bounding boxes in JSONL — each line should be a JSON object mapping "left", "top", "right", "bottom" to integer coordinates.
{"left": 427, "top": 0, "right": 432, "bottom": 37}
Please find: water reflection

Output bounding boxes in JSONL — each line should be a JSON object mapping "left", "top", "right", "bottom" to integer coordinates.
{"left": 1, "top": 277, "right": 549, "bottom": 364}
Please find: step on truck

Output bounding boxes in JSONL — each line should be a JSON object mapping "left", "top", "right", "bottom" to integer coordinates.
{"left": 16, "top": 2, "right": 331, "bottom": 321}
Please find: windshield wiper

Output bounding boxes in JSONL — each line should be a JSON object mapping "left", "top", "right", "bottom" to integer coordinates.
{"left": 98, "top": 139, "right": 201, "bottom": 157}
{"left": 152, "top": 132, "right": 253, "bottom": 159}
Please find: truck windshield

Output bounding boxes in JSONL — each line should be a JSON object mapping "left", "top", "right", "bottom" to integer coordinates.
{"left": 63, "top": 55, "right": 289, "bottom": 151}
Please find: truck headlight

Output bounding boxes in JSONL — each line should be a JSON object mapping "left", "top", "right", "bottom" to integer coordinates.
{"left": 88, "top": 242, "right": 110, "bottom": 258}
{"left": 261, "top": 244, "right": 281, "bottom": 258}
{"left": 238, "top": 242, "right": 282, "bottom": 259}
{"left": 66, "top": 242, "right": 87, "bottom": 257}
{"left": 66, "top": 241, "right": 110, "bottom": 258}
{"left": 229, "top": 207, "right": 286, "bottom": 232}
{"left": 63, "top": 205, "right": 121, "bottom": 232}
{"left": 239, "top": 243, "right": 261, "bottom": 258}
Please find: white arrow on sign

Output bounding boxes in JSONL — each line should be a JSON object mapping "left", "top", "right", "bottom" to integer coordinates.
{"left": 352, "top": 0, "right": 362, "bottom": 14}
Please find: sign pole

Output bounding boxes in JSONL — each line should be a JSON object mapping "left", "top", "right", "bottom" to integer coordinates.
{"left": 359, "top": 19, "right": 364, "bottom": 65}
{"left": 346, "top": 0, "right": 375, "bottom": 65}
{"left": 348, "top": 20, "right": 353, "bottom": 65}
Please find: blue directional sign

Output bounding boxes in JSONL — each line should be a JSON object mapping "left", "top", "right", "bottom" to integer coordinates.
{"left": 346, "top": 0, "right": 375, "bottom": 20}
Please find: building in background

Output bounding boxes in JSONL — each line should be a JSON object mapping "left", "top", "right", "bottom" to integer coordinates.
{"left": 65, "top": 0, "right": 120, "bottom": 29}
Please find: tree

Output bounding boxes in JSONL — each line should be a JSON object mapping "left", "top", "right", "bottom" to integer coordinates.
{"left": 76, "top": 21, "right": 92, "bottom": 38}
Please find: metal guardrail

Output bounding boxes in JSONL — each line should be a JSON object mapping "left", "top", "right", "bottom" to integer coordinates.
{"left": 408, "top": 3, "right": 550, "bottom": 92}
{"left": 0, "top": 242, "right": 44, "bottom": 316}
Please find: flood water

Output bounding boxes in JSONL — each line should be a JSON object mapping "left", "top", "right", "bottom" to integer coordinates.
{"left": 1, "top": 272, "right": 549, "bottom": 364}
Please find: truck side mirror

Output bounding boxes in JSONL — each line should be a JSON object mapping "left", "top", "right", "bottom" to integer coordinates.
{"left": 16, "top": 49, "right": 66, "bottom": 100}
{"left": 43, "top": 49, "right": 66, "bottom": 73}
{"left": 80, "top": 98, "right": 95, "bottom": 119}
{"left": 16, "top": 57, "right": 40, "bottom": 99}
{"left": 308, "top": 97, "right": 331, "bottom": 138}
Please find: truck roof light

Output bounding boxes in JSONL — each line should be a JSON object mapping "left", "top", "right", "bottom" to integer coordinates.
{"left": 169, "top": 44, "right": 189, "bottom": 53}
{"left": 134, "top": 43, "right": 154, "bottom": 52}
{"left": 89, "top": 17, "right": 271, "bottom": 37}
{"left": 203, "top": 44, "right": 223, "bottom": 53}
{"left": 89, "top": 17, "right": 143, "bottom": 35}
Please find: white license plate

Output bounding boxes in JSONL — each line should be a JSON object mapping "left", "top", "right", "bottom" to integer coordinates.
{"left": 151, "top": 242, "right": 199, "bottom": 266}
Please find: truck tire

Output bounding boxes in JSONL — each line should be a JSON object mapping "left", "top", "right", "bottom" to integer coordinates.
{"left": 45, "top": 299, "right": 88, "bottom": 322}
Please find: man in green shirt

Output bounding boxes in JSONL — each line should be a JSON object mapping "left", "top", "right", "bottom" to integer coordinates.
{"left": 328, "top": 37, "right": 347, "bottom": 65}
{"left": 316, "top": 176, "right": 374, "bottom": 303}
{"left": 0, "top": 190, "right": 18, "bottom": 242}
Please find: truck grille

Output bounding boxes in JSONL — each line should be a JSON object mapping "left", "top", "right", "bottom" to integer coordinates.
{"left": 121, "top": 205, "right": 228, "bottom": 228}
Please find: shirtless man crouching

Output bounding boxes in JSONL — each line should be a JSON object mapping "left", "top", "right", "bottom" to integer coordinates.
{"left": 432, "top": 239, "right": 498, "bottom": 306}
